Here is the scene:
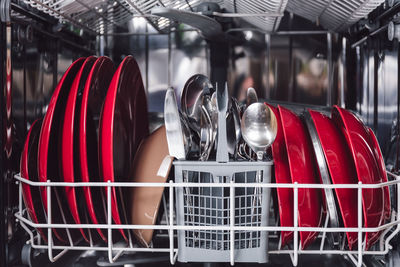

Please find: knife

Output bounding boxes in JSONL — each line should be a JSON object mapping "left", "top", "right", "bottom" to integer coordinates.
{"left": 164, "top": 87, "right": 186, "bottom": 160}
{"left": 216, "top": 82, "right": 229, "bottom": 163}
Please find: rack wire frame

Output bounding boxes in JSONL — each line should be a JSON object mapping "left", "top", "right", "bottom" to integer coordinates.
{"left": 14, "top": 170, "right": 400, "bottom": 267}
{"left": 19, "top": 0, "right": 286, "bottom": 36}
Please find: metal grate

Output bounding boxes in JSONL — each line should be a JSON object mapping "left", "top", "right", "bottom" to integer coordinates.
{"left": 286, "top": 0, "right": 385, "bottom": 32}
{"left": 224, "top": 0, "right": 288, "bottom": 32}
{"left": 19, "top": 0, "right": 288, "bottom": 35}
{"left": 20, "top": 0, "right": 209, "bottom": 34}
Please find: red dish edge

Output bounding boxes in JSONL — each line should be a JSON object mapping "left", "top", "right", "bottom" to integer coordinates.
{"left": 278, "top": 105, "right": 324, "bottom": 249}
{"left": 99, "top": 57, "right": 132, "bottom": 242}
{"left": 265, "top": 103, "right": 294, "bottom": 248}
{"left": 38, "top": 57, "right": 85, "bottom": 243}
{"left": 332, "top": 105, "right": 385, "bottom": 250}
{"left": 366, "top": 127, "right": 391, "bottom": 221}
{"left": 308, "top": 109, "right": 359, "bottom": 249}
{"left": 21, "top": 119, "right": 48, "bottom": 243}
{"left": 79, "top": 56, "right": 115, "bottom": 242}
{"left": 62, "top": 56, "right": 97, "bottom": 242}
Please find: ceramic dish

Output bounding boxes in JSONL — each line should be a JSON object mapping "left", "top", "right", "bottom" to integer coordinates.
{"left": 303, "top": 110, "right": 341, "bottom": 247}
{"left": 61, "top": 56, "right": 96, "bottom": 242}
{"left": 79, "top": 56, "right": 115, "bottom": 242}
{"left": 21, "top": 119, "right": 47, "bottom": 242}
{"left": 309, "top": 109, "right": 359, "bottom": 249}
{"left": 38, "top": 57, "right": 85, "bottom": 243}
{"left": 265, "top": 103, "right": 293, "bottom": 248}
{"left": 99, "top": 56, "right": 149, "bottom": 242}
{"left": 278, "top": 105, "right": 324, "bottom": 249}
{"left": 332, "top": 106, "right": 385, "bottom": 249}
{"left": 129, "top": 126, "right": 173, "bottom": 247}
{"left": 367, "top": 127, "right": 391, "bottom": 221}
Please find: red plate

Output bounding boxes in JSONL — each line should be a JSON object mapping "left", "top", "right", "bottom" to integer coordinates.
{"left": 99, "top": 56, "right": 149, "bottom": 242}
{"left": 278, "top": 105, "right": 324, "bottom": 249}
{"left": 332, "top": 106, "right": 385, "bottom": 249}
{"left": 367, "top": 127, "right": 391, "bottom": 221}
{"left": 61, "top": 56, "right": 97, "bottom": 243}
{"left": 309, "top": 109, "right": 359, "bottom": 249}
{"left": 79, "top": 56, "right": 115, "bottom": 242}
{"left": 38, "top": 58, "right": 85, "bottom": 243}
{"left": 265, "top": 103, "right": 293, "bottom": 248}
{"left": 21, "top": 119, "right": 47, "bottom": 242}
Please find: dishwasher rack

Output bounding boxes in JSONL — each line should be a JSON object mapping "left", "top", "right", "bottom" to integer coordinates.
{"left": 14, "top": 169, "right": 400, "bottom": 267}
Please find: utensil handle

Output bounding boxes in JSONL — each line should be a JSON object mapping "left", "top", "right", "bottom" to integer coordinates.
{"left": 216, "top": 110, "right": 229, "bottom": 162}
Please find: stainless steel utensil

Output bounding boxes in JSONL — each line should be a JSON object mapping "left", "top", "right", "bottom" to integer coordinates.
{"left": 202, "top": 93, "right": 217, "bottom": 159}
{"left": 241, "top": 103, "right": 277, "bottom": 160}
{"left": 181, "top": 74, "right": 213, "bottom": 135}
{"left": 199, "top": 104, "right": 213, "bottom": 161}
{"left": 241, "top": 102, "right": 277, "bottom": 236}
{"left": 246, "top": 87, "right": 258, "bottom": 109}
{"left": 164, "top": 88, "right": 186, "bottom": 160}
{"left": 216, "top": 83, "right": 229, "bottom": 162}
{"left": 303, "top": 111, "right": 342, "bottom": 248}
{"left": 226, "top": 110, "right": 237, "bottom": 156}
{"left": 231, "top": 97, "right": 242, "bottom": 157}
{"left": 164, "top": 88, "right": 195, "bottom": 225}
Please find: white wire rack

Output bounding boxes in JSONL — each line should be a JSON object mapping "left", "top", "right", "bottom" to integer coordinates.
{"left": 286, "top": 0, "right": 385, "bottom": 32}
{"left": 14, "top": 170, "right": 400, "bottom": 267}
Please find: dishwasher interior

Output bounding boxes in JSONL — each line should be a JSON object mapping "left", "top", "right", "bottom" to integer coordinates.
{"left": 2, "top": 0, "right": 400, "bottom": 266}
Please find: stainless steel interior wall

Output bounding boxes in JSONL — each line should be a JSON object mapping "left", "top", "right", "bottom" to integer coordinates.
{"left": 228, "top": 32, "right": 335, "bottom": 106}
{"left": 116, "top": 19, "right": 209, "bottom": 114}
{"left": 355, "top": 40, "right": 399, "bottom": 159}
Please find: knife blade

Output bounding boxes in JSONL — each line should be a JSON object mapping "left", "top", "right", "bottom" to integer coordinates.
{"left": 216, "top": 82, "right": 229, "bottom": 163}
{"left": 164, "top": 87, "right": 186, "bottom": 160}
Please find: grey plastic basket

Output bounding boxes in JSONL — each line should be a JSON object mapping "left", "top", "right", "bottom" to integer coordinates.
{"left": 174, "top": 160, "right": 273, "bottom": 263}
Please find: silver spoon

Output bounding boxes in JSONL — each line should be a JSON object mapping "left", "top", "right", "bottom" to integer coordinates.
{"left": 241, "top": 103, "right": 277, "bottom": 160}
{"left": 246, "top": 87, "right": 258, "bottom": 109}
{"left": 241, "top": 103, "right": 277, "bottom": 239}
{"left": 181, "top": 74, "right": 213, "bottom": 135}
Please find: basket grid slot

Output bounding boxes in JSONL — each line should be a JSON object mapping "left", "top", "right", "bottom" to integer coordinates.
{"left": 182, "top": 170, "right": 264, "bottom": 250}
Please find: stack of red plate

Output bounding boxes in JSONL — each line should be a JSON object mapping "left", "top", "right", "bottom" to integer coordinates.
{"left": 20, "top": 56, "right": 149, "bottom": 244}
{"left": 267, "top": 103, "right": 390, "bottom": 250}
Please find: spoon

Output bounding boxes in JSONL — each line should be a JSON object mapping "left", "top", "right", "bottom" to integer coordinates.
{"left": 241, "top": 103, "right": 277, "bottom": 160}
{"left": 199, "top": 104, "right": 213, "bottom": 161}
{"left": 246, "top": 87, "right": 258, "bottom": 108}
{"left": 202, "top": 93, "right": 217, "bottom": 158}
{"left": 241, "top": 103, "right": 277, "bottom": 234}
{"left": 181, "top": 74, "right": 213, "bottom": 134}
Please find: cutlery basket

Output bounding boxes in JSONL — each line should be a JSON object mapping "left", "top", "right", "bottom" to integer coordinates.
{"left": 173, "top": 160, "right": 273, "bottom": 263}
